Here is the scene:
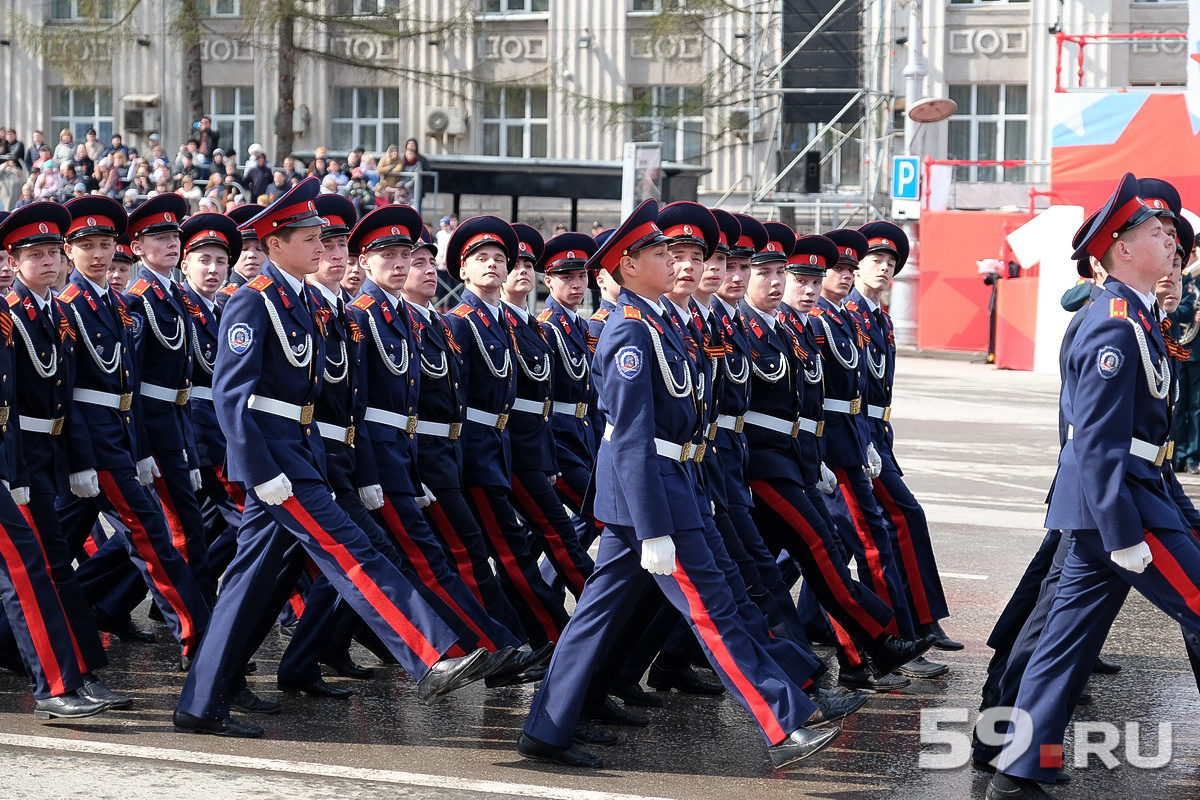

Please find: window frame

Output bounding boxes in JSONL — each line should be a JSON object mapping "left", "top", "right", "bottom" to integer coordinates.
{"left": 206, "top": 86, "right": 255, "bottom": 160}
{"left": 480, "top": 86, "right": 549, "bottom": 159}
{"left": 49, "top": 86, "right": 114, "bottom": 143}
{"left": 49, "top": 0, "right": 115, "bottom": 21}
{"left": 330, "top": 87, "right": 402, "bottom": 154}
{"left": 630, "top": 85, "right": 705, "bottom": 165}
{"left": 945, "top": 82, "right": 1029, "bottom": 182}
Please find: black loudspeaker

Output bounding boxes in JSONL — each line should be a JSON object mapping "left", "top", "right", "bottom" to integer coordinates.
{"left": 775, "top": 150, "right": 823, "bottom": 193}
{"left": 804, "top": 151, "right": 821, "bottom": 193}
{"left": 781, "top": 0, "right": 863, "bottom": 125}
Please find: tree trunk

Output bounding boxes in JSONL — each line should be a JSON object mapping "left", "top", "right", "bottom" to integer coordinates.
{"left": 178, "top": 0, "right": 205, "bottom": 125}
{"left": 274, "top": 0, "right": 297, "bottom": 165}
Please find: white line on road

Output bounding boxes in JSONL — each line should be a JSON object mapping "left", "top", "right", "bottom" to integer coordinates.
{"left": 0, "top": 734, "right": 674, "bottom": 800}
{"left": 940, "top": 572, "right": 989, "bottom": 581}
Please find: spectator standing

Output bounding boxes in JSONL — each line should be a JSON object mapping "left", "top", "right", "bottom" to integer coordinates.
{"left": 243, "top": 150, "right": 273, "bottom": 197}
{"left": 192, "top": 115, "right": 220, "bottom": 158}
{"left": 280, "top": 155, "right": 302, "bottom": 184}
{"left": 101, "top": 133, "right": 129, "bottom": 159}
{"left": 3, "top": 129, "right": 25, "bottom": 166}
{"left": 376, "top": 143, "right": 404, "bottom": 191}
{"left": 23, "top": 130, "right": 45, "bottom": 172}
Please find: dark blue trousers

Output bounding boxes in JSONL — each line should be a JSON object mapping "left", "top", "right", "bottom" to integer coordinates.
{"left": 872, "top": 464, "right": 949, "bottom": 625}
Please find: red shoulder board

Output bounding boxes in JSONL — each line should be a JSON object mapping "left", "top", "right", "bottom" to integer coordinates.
{"left": 1109, "top": 298, "right": 1128, "bottom": 320}
{"left": 622, "top": 306, "right": 643, "bottom": 320}
{"left": 59, "top": 284, "right": 81, "bottom": 303}
{"left": 811, "top": 307, "right": 824, "bottom": 317}
{"left": 350, "top": 294, "right": 375, "bottom": 311}
{"left": 4, "top": 290, "right": 18, "bottom": 308}
{"left": 591, "top": 308, "right": 610, "bottom": 322}
{"left": 845, "top": 300, "right": 858, "bottom": 312}
{"left": 451, "top": 303, "right": 473, "bottom": 318}
{"left": 129, "top": 278, "right": 152, "bottom": 296}
{"left": 218, "top": 283, "right": 238, "bottom": 297}
{"left": 536, "top": 308, "right": 553, "bottom": 324}
{"left": 247, "top": 275, "right": 274, "bottom": 293}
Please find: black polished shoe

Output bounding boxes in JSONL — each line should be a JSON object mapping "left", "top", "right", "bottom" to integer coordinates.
{"left": 79, "top": 673, "right": 133, "bottom": 710}
{"left": 517, "top": 732, "right": 603, "bottom": 768}
{"left": 896, "top": 655, "right": 950, "bottom": 679}
{"left": 231, "top": 687, "right": 282, "bottom": 714}
{"left": 33, "top": 692, "right": 108, "bottom": 720}
{"left": 92, "top": 608, "right": 155, "bottom": 643}
{"left": 582, "top": 695, "right": 648, "bottom": 727}
{"left": 1076, "top": 691, "right": 1092, "bottom": 706}
{"left": 610, "top": 679, "right": 664, "bottom": 708}
{"left": 147, "top": 603, "right": 165, "bottom": 623}
{"left": 277, "top": 678, "right": 352, "bottom": 699}
{"left": 484, "top": 647, "right": 547, "bottom": 688}
{"left": 647, "top": 663, "right": 725, "bottom": 695}
{"left": 173, "top": 709, "right": 264, "bottom": 738}
{"left": 574, "top": 723, "right": 620, "bottom": 746}
{"left": 806, "top": 686, "right": 868, "bottom": 727}
{"left": 1092, "top": 655, "right": 1122, "bottom": 674}
{"left": 179, "top": 654, "right": 192, "bottom": 673}
{"left": 837, "top": 665, "right": 911, "bottom": 692}
{"left": 767, "top": 725, "right": 841, "bottom": 769}
{"left": 865, "top": 634, "right": 937, "bottom": 677}
{"left": 416, "top": 647, "right": 491, "bottom": 705}
{"left": 915, "top": 620, "right": 965, "bottom": 651}
{"left": 244, "top": 661, "right": 257, "bottom": 675}
{"left": 985, "top": 773, "right": 1058, "bottom": 799}
{"left": 320, "top": 655, "right": 374, "bottom": 679}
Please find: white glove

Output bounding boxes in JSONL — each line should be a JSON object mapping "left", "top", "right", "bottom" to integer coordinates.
{"left": 189, "top": 469, "right": 203, "bottom": 492}
{"left": 421, "top": 483, "right": 437, "bottom": 507}
{"left": 254, "top": 473, "right": 294, "bottom": 506}
{"left": 817, "top": 462, "right": 838, "bottom": 495}
{"left": 9, "top": 486, "right": 29, "bottom": 506}
{"left": 866, "top": 443, "right": 882, "bottom": 479}
{"left": 358, "top": 484, "right": 384, "bottom": 510}
{"left": 69, "top": 469, "right": 101, "bottom": 498}
{"left": 640, "top": 535, "right": 677, "bottom": 576}
{"left": 136, "top": 457, "right": 161, "bottom": 485}
{"left": 1110, "top": 541, "right": 1153, "bottom": 574}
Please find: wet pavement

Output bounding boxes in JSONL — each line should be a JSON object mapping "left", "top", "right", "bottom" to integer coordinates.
{"left": 1, "top": 356, "right": 1199, "bottom": 799}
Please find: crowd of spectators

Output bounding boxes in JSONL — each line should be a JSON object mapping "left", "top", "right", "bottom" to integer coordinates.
{"left": 0, "top": 119, "right": 434, "bottom": 217}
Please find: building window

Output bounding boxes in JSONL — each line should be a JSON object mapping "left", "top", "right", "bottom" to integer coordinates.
{"left": 331, "top": 88, "right": 401, "bottom": 153}
{"left": 197, "top": 0, "right": 241, "bottom": 16}
{"left": 483, "top": 0, "right": 549, "bottom": 12}
{"left": 50, "top": 87, "right": 113, "bottom": 142}
{"left": 208, "top": 86, "right": 255, "bottom": 160}
{"left": 630, "top": 0, "right": 693, "bottom": 11}
{"left": 631, "top": 85, "right": 704, "bottom": 165}
{"left": 948, "top": 0, "right": 1028, "bottom": 5}
{"left": 482, "top": 87, "right": 548, "bottom": 158}
{"left": 50, "top": 0, "right": 114, "bottom": 20}
{"left": 332, "top": 0, "right": 400, "bottom": 14}
{"left": 947, "top": 83, "right": 1027, "bottom": 181}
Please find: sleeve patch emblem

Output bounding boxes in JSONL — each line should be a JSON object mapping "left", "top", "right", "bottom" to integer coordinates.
{"left": 228, "top": 322, "right": 254, "bottom": 355}
{"left": 615, "top": 345, "right": 643, "bottom": 381}
{"left": 1097, "top": 345, "right": 1122, "bottom": 379}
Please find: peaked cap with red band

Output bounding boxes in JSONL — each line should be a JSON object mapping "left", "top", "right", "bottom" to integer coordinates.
{"left": 753, "top": 222, "right": 796, "bottom": 265}
{"left": 657, "top": 201, "right": 720, "bottom": 261}
{"left": 348, "top": 204, "right": 423, "bottom": 257}
{"left": 1074, "top": 209, "right": 1101, "bottom": 278}
{"left": 1071, "top": 172, "right": 1164, "bottom": 262}
{"left": 593, "top": 228, "right": 615, "bottom": 248}
{"left": 1176, "top": 214, "right": 1194, "bottom": 259}
{"left": 237, "top": 177, "right": 326, "bottom": 241}
{"left": 1137, "top": 177, "right": 1181, "bottom": 221}
{"left": 180, "top": 212, "right": 242, "bottom": 263}
{"left": 0, "top": 201, "right": 71, "bottom": 252}
{"left": 823, "top": 228, "right": 870, "bottom": 268}
{"left": 857, "top": 220, "right": 910, "bottom": 273}
{"left": 709, "top": 208, "right": 742, "bottom": 255}
{"left": 788, "top": 235, "right": 839, "bottom": 277}
{"left": 511, "top": 222, "right": 546, "bottom": 267}
{"left": 127, "top": 193, "right": 187, "bottom": 239}
{"left": 446, "top": 215, "right": 519, "bottom": 281}
{"left": 584, "top": 199, "right": 670, "bottom": 275}
{"left": 226, "top": 203, "right": 264, "bottom": 241}
{"left": 113, "top": 235, "right": 136, "bottom": 264}
{"left": 64, "top": 195, "right": 127, "bottom": 241}
{"left": 314, "top": 194, "right": 358, "bottom": 241}
{"left": 730, "top": 214, "right": 768, "bottom": 259}
{"left": 539, "top": 232, "right": 597, "bottom": 274}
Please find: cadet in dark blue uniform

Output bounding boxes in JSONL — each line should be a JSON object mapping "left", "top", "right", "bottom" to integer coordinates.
{"left": 173, "top": 179, "right": 491, "bottom": 738}
{"left": 520, "top": 200, "right": 841, "bottom": 772}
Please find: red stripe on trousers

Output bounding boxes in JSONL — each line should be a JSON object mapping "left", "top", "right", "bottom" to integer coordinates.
{"left": 377, "top": 496, "right": 496, "bottom": 651}
{"left": 82, "top": 533, "right": 98, "bottom": 557}
{"left": 152, "top": 472, "right": 189, "bottom": 562}
{"left": 512, "top": 473, "right": 586, "bottom": 596}
{"left": 469, "top": 487, "right": 561, "bottom": 643}
{"left": 1144, "top": 531, "right": 1200, "bottom": 617}
{"left": 830, "top": 618, "right": 863, "bottom": 666}
{"left": 281, "top": 496, "right": 441, "bottom": 668}
{"left": 428, "top": 501, "right": 485, "bottom": 605}
{"left": 872, "top": 477, "right": 934, "bottom": 625}
{"left": 215, "top": 466, "right": 246, "bottom": 512}
{"left": 97, "top": 471, "right": 198, "bottom": 652}
{"left": 288, "top": 587, "right": 306, "bottom": 619}
{"left": 834, "top": 470, "right": 896, "bottom": 630}
{"left": 20, "top": 506, "right": 86, "bottom": 672}
{"left": 672, "top": 561, "right": 787, "bottom": 744}
{"left": 554, "top": 476, "right": 582, "bottom": 510}
{"left": 751, "top": 481, "right": 887, "bottom": 639}
{"left": 0, "top": 523, "right": 67, "bottom": 696}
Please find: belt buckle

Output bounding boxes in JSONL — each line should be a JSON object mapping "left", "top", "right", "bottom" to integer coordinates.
{"left": 448, "top": 422, "right": 462, "bottom": 440}
{"left": 707, "top": 422, "right": 718, "bottom": 441}
{"left": 816, "top": 419, "right": 826, "bottom": 438}
{"left": 679, "top": 442, "right": 693, "bottom": 462}
{"left": 0, "top": 406, "right": 9, "bottom": 425}
{"left": 693, "top": 442, "right": 706, "bottom": 463}
{"left": 1155, "top": 445, "right": 1167, "bottom": 467}
{"left": 790, "top": 418, "right": 802, "bottom": 438}
{"left": 575, "top": 402, "right": 588, "bottom": 418}
{"left": 299, "top": 404, "right": 314, "bottom": 425}
{"left": 1167, "top": 441, "right": 1176, "bottom": 461}
{"left": 850, "top": 397, "right": 862, "bottom": 415}
{"left": 175, "top": 387, "right": 191, "bottom": 405}
{"left": 495, "top": 412, "right": 509, "bottom": 432}
{"left": 406, "top": 415, "right": 419, "bottom": 435}
{"left": 881, "top": 406, "right": 892, "bottom": 422}
{"left": 733, "top": 416, "right": 744, "bottom": 434}
{"left": 50, "top": 417, "right": 64, "bottom": 436}
{"left": 344, "top": 425, "right": 356, "bottom": 447}
{"left": 118, "top": 393, "right": 132, "bottom": 412}
{"left": 542, "top": 399, "right": 553, "bottom": 420}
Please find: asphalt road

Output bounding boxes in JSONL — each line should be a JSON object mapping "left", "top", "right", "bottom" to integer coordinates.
{"left": 1, "top": 355, "right": 1197, "bottom": 800}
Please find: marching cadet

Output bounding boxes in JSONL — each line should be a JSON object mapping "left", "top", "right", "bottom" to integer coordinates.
{"left": 987, "top": 174, "right": 1199, "bottom": 799}
{"left": 849, "top": 222, "right": 960, "bottom": 652}
{"left": 221, "top": 204, "right": 265, "bottom": 292}
{"left": 501, "top": 223, "right": 594, "bottom": 598}
{"left": 520, "top": 199, "right": 842, "bottom": 771}
{"left": 445, "top": 217, "right": 570, "bottom": 647}
{"left": 174, "top": 178, "right": 492, "bottom": 738}
{"left": 346, "top": 205, "right": 533, "bottom": 666}
{"left": 0, "top": 204, "right": 119, "bottom": 719}
{"left": 107, "top": 236, "right": 135, "bottom": 292}
{"left": 55, "top": 195, "right": 212, "bottom": 663}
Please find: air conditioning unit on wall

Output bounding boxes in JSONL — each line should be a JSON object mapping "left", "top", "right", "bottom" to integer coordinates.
{"left": 426, "top": 107, "right": 467, "bottom": 137}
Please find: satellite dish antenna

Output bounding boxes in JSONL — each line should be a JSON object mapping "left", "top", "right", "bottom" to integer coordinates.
{"left": 908, "top": 97, "right": 958, "bottom": 123}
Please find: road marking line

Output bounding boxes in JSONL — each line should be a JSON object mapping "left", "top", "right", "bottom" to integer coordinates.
{"left": 0, "top": 733, "right": 674, "bottom": 800}
{"left": 940, "top": 571, "right": 989, "bottom": 581}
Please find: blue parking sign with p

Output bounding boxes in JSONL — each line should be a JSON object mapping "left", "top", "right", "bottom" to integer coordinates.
{"left": 893, "top": 156, "right": 920, "bottom": 201}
